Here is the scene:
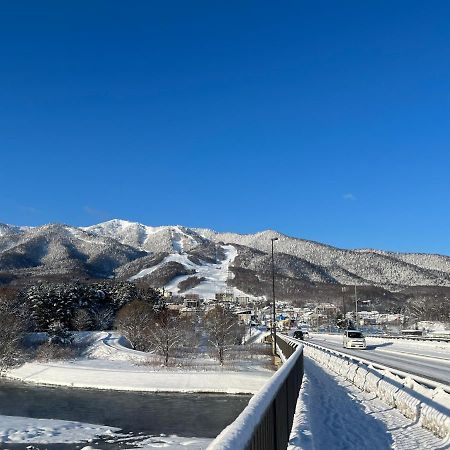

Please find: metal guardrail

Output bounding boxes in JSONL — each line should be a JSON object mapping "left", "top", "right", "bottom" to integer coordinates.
{"left": 206, "top": 336, "right": 304, "bottom": 450}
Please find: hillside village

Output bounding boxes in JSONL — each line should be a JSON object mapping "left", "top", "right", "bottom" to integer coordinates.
{"left": 158, "top": 289, "right": 444, "bottom": 335}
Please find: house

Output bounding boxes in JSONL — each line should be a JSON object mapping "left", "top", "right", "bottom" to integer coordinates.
{"left": 215, "top": 292, "right": 234, "bottom": 302}
{"left": 184, "top": 293, "right": 201, "bottom": 309}
{"left": 236, "top": 309, "right": 253, "bottom": 324}
{"left": 237, "top": 296, "right": 250, "bottom": 307}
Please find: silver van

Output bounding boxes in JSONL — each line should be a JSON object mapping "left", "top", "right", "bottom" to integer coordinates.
{"left": 343, "top": 330, "right": 366, "bottom": 349}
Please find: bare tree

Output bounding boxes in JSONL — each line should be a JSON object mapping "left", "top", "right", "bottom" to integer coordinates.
{"left": 70, "top": 309, "right": 93, "bottom": 331}
{"left": 91, "top": 304, "right": 115, "bottom": 331}
{"left": 204, "top": 305, "right": 243, "bottom": 365}
{"left": 115, "top": 300, "right": 153, "bottom": 351}
{"left": 147, "top": 309, "right": 192, "bottom": 365}
{"left": 115, "top": 301, "right": 192, "bottom": 364}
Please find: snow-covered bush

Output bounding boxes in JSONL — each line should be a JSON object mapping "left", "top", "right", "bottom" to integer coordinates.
{"left": 48, "top": 321, "right": 73, "bottom": 346}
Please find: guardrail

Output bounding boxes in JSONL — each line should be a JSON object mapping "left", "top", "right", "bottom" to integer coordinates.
{"left": 366, "top": 334, "right": 450, "bottom": 343}
{"left": 291, "top": 336, "right": 450, "bottom": 439}
{"left": 296, "top": 337, "right": 450, "bottom": 393}
{"left": 206, "top": 336, "right": 303, "bottom": 450}
{"left": 313, "top": 331, "right": 450, "bottom": 343}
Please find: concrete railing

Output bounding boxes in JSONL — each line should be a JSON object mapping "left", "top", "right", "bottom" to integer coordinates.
{"left": 366, "top": 334, "right": 450, "bottom": 343}
{"left": 206, "top": 336, "right": 303, "bottom": 450}
{"left": 290, "top": 336, "right": 450, "bottom": 440}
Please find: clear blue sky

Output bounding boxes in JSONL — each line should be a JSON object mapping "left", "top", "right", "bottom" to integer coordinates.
{"left": 1, "top": 2, "right": 449, "bottom": 254}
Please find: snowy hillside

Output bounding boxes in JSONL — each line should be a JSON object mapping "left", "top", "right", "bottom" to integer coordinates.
{"left": 0, "top": 223, "right": 146, "bottom": 278}
{"left": 130, "top": 244, "right": 250, "bottom": 299}
{"left": 194, "top": 228, "right": 450, "bottom": 289}
{"left": 1, "top": 220, "right": 450, "bottom": 299}
{"left": 83, "top": 220, "right": 207, "bottom": 253}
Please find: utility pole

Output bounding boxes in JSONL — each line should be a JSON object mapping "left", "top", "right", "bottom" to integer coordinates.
{"left": 271, "top": 237, "right": 278, "bottom": 357}
{"left": 341, "top": 286, "right": 347, "bottom": 324}
{"left": 354, "top": 285, "right": 358, "bottom": 329}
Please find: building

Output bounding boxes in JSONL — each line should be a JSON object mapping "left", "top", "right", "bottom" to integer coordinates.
{"left": 215, "top": 292, "right": 234, "bottom": 302}
{"left": 184, "top": 294, "right": 201, "bottom": 309}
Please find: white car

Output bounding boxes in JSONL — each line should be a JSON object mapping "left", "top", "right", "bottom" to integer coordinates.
{"left": 343, "top": 330, "right": 366, "bottom": 349}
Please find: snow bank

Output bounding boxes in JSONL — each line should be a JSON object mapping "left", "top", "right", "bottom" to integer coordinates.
{"left": 0, "top": 415, "right": 119, "bottom": 444}
{"left": 0, "top": 414, "right": 212, "bottom": 449}
{"left": 80, "top": 435, "right": 212, "bottom": 449}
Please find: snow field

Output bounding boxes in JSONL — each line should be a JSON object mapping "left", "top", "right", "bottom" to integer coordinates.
{"left": 0, "top": 414, "right": 212, "bottom": 449}
{"left": 6, "top": 332, "right": 272, "bottom": 394}
{"left": 302, "top": 341, "right": 450, "bottom": 440}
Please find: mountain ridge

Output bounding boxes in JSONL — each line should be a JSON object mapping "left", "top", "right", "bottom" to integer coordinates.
{"left": 1, "top": 220, "right": 450, "bottom": 303}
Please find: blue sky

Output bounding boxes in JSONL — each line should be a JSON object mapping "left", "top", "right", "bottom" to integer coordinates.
{"left": 1, "top": 2, "right": 449, "bottom": 254}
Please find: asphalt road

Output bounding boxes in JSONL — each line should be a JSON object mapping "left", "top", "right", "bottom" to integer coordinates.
{"left": 307, "top": 333, "right": 450, "bottom": 385}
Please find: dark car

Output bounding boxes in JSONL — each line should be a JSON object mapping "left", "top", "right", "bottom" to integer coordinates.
{"left": 293, "top": 330, "right": 304, "bottom": 340}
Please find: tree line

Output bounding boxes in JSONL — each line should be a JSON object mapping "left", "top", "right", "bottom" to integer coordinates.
{"left": 0, "top": 281, "right": 245, "bottom": 369}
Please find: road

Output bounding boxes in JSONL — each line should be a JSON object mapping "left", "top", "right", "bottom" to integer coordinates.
{"left": 307, "top": 333, "right": 450, "bottom": 385}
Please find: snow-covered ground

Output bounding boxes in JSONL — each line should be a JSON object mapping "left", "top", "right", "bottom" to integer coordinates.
{"left": 0, "top": 415, "right": 119, "bottom": 445}
{"left": 288, "top": 358, "right": 449, "bottom": 450}
{"left": 0, "top": 414, "right": 212, "bottom": 448}
{"left": 6, "top": 332, "right": 272, "bottom": 394}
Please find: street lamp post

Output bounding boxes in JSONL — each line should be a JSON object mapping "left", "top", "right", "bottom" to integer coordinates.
{"left": 271, "top": 237, "right": 278, "bottom": 357}
{"left": 341, "top": 286, "right": 347, "bottom": 321}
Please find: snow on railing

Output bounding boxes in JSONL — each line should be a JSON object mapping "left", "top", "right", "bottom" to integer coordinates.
{"left": 292, "top": 337, "right": 450, "bottom": 440}
{"left": 206, "top": 337, "right": 303, "bottom": 450}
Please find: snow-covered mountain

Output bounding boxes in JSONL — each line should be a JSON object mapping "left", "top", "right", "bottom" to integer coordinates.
{"left": 1, "top": 219, "right": 450, "bottom": 302}
{"left": 83, "top": 220, "right": 208, "bottom": 254}
{"left": 0, "top": 223, "right": 145, "bottom": 279}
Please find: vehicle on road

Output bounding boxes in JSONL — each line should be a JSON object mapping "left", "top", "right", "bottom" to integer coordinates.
{"left": 293, "top": 330, "right": 304, "bottom": 340}
{"left": 343, "top": 330, "right": 366, "bottom": 349}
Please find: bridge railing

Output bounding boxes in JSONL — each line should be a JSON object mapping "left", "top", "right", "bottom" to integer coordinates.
{"left": 294, "top": 336, "right": 450, "bottom": 439}
{"left": 206, "top": 336, "right": 303, "bottom": 450}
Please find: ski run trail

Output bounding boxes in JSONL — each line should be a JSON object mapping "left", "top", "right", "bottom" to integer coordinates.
{"left": 288, "top": 358, "right": 449, "bottom": 450}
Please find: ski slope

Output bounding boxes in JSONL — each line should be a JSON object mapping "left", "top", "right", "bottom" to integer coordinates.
{"left": 130, "top": 244, "right": 253, "bottom": 299}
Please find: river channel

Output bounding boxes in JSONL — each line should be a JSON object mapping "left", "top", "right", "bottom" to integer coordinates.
{"left": 0, "top": 379, "right": 250, "bottom": 449}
